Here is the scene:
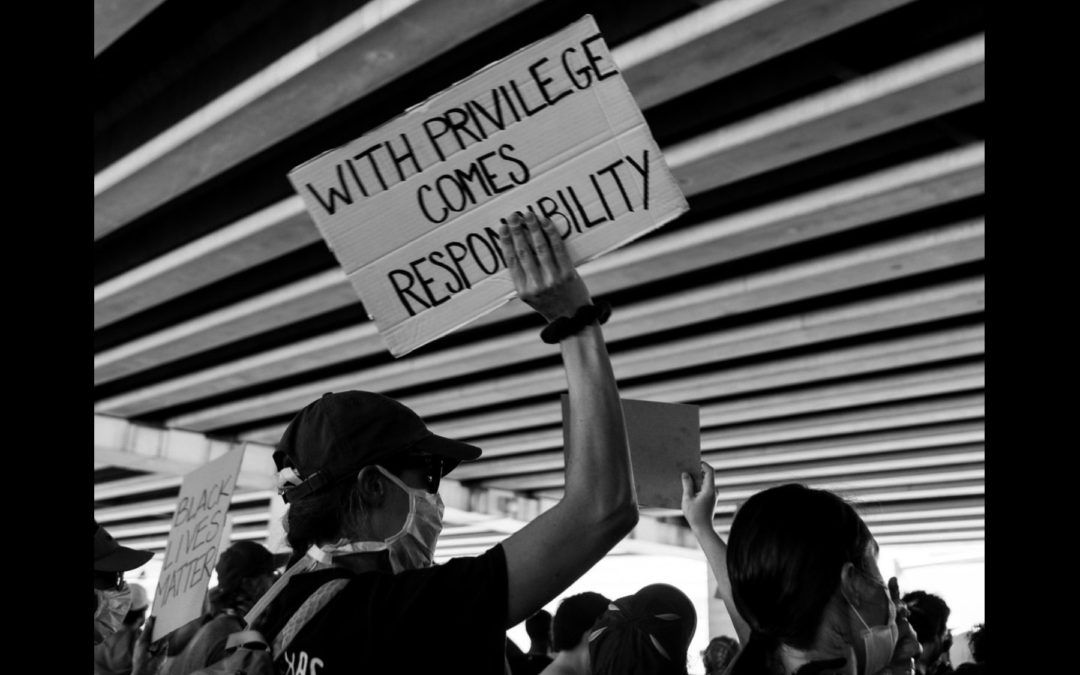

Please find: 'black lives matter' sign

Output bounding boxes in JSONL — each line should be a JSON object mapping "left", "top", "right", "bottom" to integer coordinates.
{"left": 150, "top": 447, "right": 245, "bottom": 641}
{"left": 289, "top": 15, "right": 687, "bottom": 357}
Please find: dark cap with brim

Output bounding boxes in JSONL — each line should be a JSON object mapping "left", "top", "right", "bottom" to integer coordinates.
{"left": 95, "top": 521, "right": 154, "bottom": 572}
{"left": 274, "top": 391, "right": 481, "bottom": 502}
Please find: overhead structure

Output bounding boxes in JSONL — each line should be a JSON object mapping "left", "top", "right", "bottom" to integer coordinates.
{"left": 94, "top": 0, "right": 985, "bottom": 558}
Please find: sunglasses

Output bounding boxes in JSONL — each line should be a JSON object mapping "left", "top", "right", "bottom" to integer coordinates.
{"left": 93, "top": 570, "right": 127, "bottom": 592}
{"left": 382, "top": 453, "right": 444, "bottom": 494}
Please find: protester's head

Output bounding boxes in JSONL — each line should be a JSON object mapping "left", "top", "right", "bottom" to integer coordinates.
{"left": 588, "top": 584, "right": 697, "bottom": 675}
{"left": 702, "top": 636, "right": 740, "bottom": 675}
{"left": 968, "top": 623, "right": 985, "bottom": 663}
{"left": 903, "top": 591, "right": 951, "bottom": 667}
{"left": 526, "top": 609, "right": 553, "bottom": 648}
{"left": 552, "top": 591, "right": 610, "bottom": 652}
{"left": 275, "top": 391, "right": 481, "bottom": 571}
{"left": 214, "top": 540, "right": 277, "bottom": 613}
{"left": 94, "top": 521, "right": 153, "bottom": 644}
{"left": 726, "top": 484, "right": 895, "bottom": 675}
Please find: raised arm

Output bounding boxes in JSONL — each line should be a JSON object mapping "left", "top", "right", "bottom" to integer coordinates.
{"left": 681, "top": 461, "right": 751, "bottom": 645}
{"left": 497, "top": 211, "right": 639, "bottom": 627}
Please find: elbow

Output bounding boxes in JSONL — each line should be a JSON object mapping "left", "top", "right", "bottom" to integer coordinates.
{"left": 601, "top": 500, "right": 639, "bottom": 539}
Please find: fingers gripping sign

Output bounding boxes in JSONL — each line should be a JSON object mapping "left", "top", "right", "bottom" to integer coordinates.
{"left": 884, "top": 577, "right": 921, "bottom": 675}
{"left": 498, "top": 211, "right": 590, "bottom": 322}
{"left": 681, "top": 461, "right": 718, "bottom": 533}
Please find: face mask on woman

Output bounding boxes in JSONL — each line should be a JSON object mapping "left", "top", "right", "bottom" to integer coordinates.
{"left": 94, "top": 583, "right": 133, "bottom": 642}
{"left": 844, "top": 574, "right": 899, "bottom": 675}
{"left": 318, "top": 465, "right": 444, "bottom": 573}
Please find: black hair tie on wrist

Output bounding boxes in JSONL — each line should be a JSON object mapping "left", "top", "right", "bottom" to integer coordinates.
{"left": 540, "top": 301, "right": 612, "bottom": 344}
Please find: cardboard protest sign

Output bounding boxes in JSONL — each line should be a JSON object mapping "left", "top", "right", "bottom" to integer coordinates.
{"left": 289, "top": 15, "right": 688, "bottom": 357}
{"left": 150, "top": 447, "right": 244, "bottom": 641}
{"left": 561, "top": 396, "right": 700, "bottom": 509}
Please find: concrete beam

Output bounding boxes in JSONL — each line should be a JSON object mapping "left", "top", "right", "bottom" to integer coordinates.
{"left": 95, "top": 143, "right": 983, "bottom": 412}
{"left": 94, "top": 0, "right": 168, "bottom": 57}
{"left": 94, "top": 413, "right": 277, "bottom": 489}
{"left": 93, "top": 0, "right": 938, "bottom": 330}
{"left": 164, "top": 219, "right": 983, "bottom": 431}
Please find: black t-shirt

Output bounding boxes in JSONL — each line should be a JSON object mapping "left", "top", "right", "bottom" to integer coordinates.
{"left": 255, "top": 544, "right": 508, "bottom": 675}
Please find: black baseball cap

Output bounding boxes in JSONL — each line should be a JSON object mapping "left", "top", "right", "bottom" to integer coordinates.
{"left": 274, "top": 391, "right": 481, "bottom": 502}
{"left": 94, "top": 520, "right": 153, "bottom": 572}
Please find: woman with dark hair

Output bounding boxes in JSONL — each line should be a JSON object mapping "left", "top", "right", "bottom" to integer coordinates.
{"left": 682, "top": 463, "right": 921, "bottom": 675}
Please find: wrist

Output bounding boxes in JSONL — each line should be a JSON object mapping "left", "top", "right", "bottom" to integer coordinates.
{"left": 687, "top": 517, "right": 713, "bottom": 534}
{"left": 541, "top": 301, "right": 611, "bottom": 344}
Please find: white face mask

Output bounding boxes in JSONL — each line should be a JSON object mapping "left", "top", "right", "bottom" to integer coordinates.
{"left": 94, "top": 583, "right": 132, "bottom": 643}
{"left": 845, "top": 576, "right": 899, "bottom": 675}
{"left": 321, "top": 465, "right": 444, "bottom": 573}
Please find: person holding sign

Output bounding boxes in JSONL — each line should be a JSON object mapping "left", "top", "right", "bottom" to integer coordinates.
{"left": 250, "top": 210, "right": 637, "bottom": 674}
{"left": 681, "top": 465, "right": 922, "bottom": 675}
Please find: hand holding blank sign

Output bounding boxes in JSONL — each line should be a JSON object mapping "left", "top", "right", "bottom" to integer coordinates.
{"left": 498, "top": 211, "right": 591, "bottom": 322}
{"left": 681, "top": 460, "right": 752, "bottom": 646}
{"left": 681, "top": 460, "right": 718, "bottom": 533}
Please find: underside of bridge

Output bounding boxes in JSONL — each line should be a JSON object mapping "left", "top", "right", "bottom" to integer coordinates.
{"left": 94, "top": 0, "right": 985, "bottom": 567}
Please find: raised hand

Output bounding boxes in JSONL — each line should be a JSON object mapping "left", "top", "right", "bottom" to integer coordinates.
{"left": 498, "top": 211, "right": 591, "bottom": 322}
{"left": 681, "top": 461, "right": 718, "bottom": 533}
{"left": 130, "top": 615, "right": 156, "bottom": 675}
{"left": 872, "top": 578, "right": 921, "bottom": 675}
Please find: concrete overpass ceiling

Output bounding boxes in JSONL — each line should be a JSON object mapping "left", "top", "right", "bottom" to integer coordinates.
{"left": 94, "top": 0, "right": 985, "bottom": 555}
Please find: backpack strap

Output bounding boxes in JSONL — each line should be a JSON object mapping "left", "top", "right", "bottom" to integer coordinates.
{"left": 271, "top": 578, "right": 350, "bottom": 656}
{"left": 244, "top": 554, "right": 331, "bottom": 627}
{"left": 224, "top": 629, "right": 270, "bottom": 653}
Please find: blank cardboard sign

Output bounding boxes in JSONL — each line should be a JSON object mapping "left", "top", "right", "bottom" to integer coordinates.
{"left": 562, "top": 395, "right": 701, "bottom": 509}
{"left": 288, "top": 15, "right": 687, "bottom": 357}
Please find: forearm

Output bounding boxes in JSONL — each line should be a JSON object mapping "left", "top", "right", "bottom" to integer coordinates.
{"left": 691, "top": 523, "right": 751, "bottom": 644}
{"left": 560, "top": 323, "right": 635, "bottom": 521}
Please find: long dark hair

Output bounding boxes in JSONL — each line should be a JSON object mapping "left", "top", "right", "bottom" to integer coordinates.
{"left": 726, "top": 484, "right": 875, "bottom": 674}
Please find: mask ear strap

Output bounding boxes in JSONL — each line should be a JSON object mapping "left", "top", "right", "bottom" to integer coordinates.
{"left": 844, "top": 592, "right": 872, "bottom": 631}
{"left": 373, "top": 465, "right": 413, "bottom": 493}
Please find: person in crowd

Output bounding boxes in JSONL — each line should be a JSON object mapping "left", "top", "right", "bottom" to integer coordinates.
{"left": 95, "top": 521, "right": 157, "bottom": 675}
{"left": 681, "top": 464, "right": 922, "bottom": 674}
{"left": 702, "top": 636, "right": 741, "bottom": 675}
{"left": 902, "top": 592, "right": 953, "bottom": 675}
{"left": 952, "top": 624, "right": 984, "bottom": 675}
{"left": 95, "top": 521, "right": 154, "bottom": 646}
{"left": 510, "top": 610, "right": 555, "bottom": 675}
{"left": 95, "top": 582, "right": 150, "bottom": 675}
{"left": 587, "top": 583, "right": 697, "bottom": 675}
{"left": 249, "top": 211, "right": 638, "bottom": 673}
{"left": 135, "top": 589, "right": 216, "bottom": 675}
{"left": 540, "top": 592, "right": 611, "bottom": 675}
{"left": 160, "top": 540, "right": 279, "bottom": 674}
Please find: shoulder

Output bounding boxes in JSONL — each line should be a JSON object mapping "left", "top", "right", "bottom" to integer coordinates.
{"left": 204, "top": 613, "right": 244, "bottom": 637}
{"left": 365, "top": 545, "right": 508, "bottom": 603}
{"left": 407, "top": 544, "right": 507, "bottom": 584}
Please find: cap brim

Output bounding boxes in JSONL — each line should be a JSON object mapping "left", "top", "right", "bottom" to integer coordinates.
{"left": 414, "top": 433, "right": 482, "bottom": 476}
{"left": 95, "top": 547, "right": 154, "bottom": 572}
